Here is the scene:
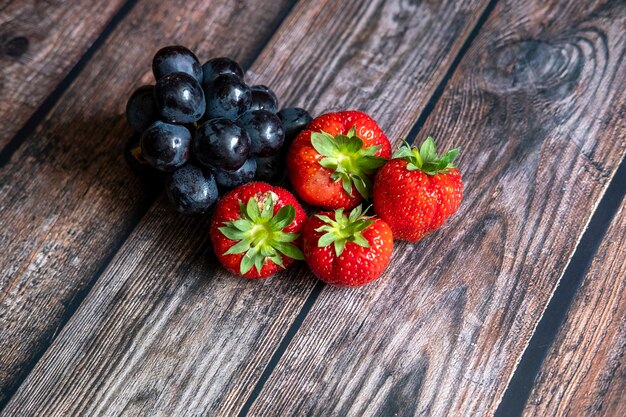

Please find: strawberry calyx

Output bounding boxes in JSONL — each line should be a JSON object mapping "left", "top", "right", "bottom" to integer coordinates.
{"left": 311, "top": 126, "right": 387, "bottom": 200}
{"left": 219, "top": 193, "right": 304, "bottom": 275}
{"left": 314, "top": 205, "right": 375, "bottom": 256}
{"left": 393, "top": 136, "right": 459, "bottom": 175}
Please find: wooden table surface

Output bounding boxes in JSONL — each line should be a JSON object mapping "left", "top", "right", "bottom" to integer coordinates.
{"left": 1, "top": 0, "right": 625, "bottom": 416}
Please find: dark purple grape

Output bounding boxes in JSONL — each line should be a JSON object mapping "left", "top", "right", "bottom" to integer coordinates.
{"left": 152, "top": 45, "right": 203, "bottom": 83}
{"left": 140, "top": 121, "right": 191, "bottom": 171}
{"left": 165, "top": 164, "right": 218, "bottom": 214}
{"left": 194, "top": 118, "right": 250, "bottom": 170}
{"left": 254, "top": 154, "right": 285, "bottom": 183}
{"left": 211, "top": 159, "right": 256, "bottom": 189}
{"left": 237, "top": 109, "right": 284, "bottom": 156}
{"left": 204, "top": 74, "right": 250, "bottom": 120}
{"left": 248, "top": 85, "right": 278, "bottom": 113}
{"left": 155, "top": 72, "right": 205, "bottom": 124}
{"left": 201, "top": 57, "right": 244, "bottom": 87}
{"left": 126, "top": 85, "right": 157, "bottom": 132}
{"left": 278, "top": 107, "right": 312, "bottom": 145}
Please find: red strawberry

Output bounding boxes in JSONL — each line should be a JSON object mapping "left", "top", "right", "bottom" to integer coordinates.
{"left": 373, "top": 137, "right": 463, "bottom": 242}
{"left": 287, "top": 110, "right": 391, "bottom": 210}
{"left": 303, "top": 205, "right": 393, "bottom": 287}
{"left": 210, "top": 182, "right": 307, "bottom": 278}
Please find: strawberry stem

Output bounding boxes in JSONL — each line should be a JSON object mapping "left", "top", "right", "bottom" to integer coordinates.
{"left": 311, "top": 127, "right": 387, "bottom": 200}
{"left": 219, "top": 193, "right": 304, "bottom": 274}
{"left": 314, "top": 205, "right": 374, "bottom": 256}
{"left": 392, "top": 136, "right": 459, "bottom": 175}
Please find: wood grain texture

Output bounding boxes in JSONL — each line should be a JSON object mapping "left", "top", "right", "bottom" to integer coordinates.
{"left": 0, "top": 0, "right": 491, "bottom": 415}
{"left": 522, "top": 196, "right": 626, "bottom": 417}
{"left": 0, "top": 0, "right": 295, "bottom": 405}
{"left": 0, "top": 0, "right": 128, "bottom": 149}
{"left": 243, "top": 1, "right": 626, "bottom": 416}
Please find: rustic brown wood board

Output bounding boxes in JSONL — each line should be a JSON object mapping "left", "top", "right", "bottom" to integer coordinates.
{"left": 522, "top": 196, "right": 626, "bottom": 417}
{"left": 0, "top": 0, "right": 625, "bottom": 416}
{"left": 0, "top": 0, "right": 129, "bottom": 149}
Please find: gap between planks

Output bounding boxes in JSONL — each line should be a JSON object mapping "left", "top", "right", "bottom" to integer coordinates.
{"left": 522, "top": 188, "right": 626, "bottom": 416}
{"left": 494, "top": 154, "right": 626, "bottom": 416}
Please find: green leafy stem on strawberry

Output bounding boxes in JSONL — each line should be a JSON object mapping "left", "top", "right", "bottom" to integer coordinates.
{"left": 393, "top": 136, "right": 459, "bottom": 175}
{"left": 219, "top": 195, "right": 304, "bottom": 274}
{"left": 311, "top": 126, "right": 387, "bottom": 200}
{"left": 314, "top": 204, "right": 375, "bottom": 256}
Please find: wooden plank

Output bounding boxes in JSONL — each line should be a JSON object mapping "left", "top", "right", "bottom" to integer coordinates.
{"left": 242, "top": 1, "right": 626, "bottom": 416}
{"left": 522, "top": 196, "right": 626, "bottom": 417}
{"left": 0, "top": 0, "right": 128, "bottom": 149}
{"left": 0, "top": 0, "right": 491, "bottom": 415}
{"left": 0, "top": 0, "right": 295, "bottom": 405}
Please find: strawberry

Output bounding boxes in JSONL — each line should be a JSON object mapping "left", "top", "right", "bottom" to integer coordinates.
{"left": 373, "top": 137, "right": 463, "bottom": 242}
{"left": 287, "top": 110, "right": 391, "bottom": 210}
{"left": 210, "top": 182, "right": 307, "bottom": 278}
{"left": 303, "top": 205, "right": 393, "bottom": 287}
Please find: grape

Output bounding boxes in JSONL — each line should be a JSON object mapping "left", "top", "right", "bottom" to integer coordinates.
{"left": 211, "top": 159, "right": 257, "bottom": 189}
{"left": 165, "top": 164, "right": 218, "bottom": 214}
{"left": 194, "top": 118, "right": 250, "bottom": 170}
{"left": 155, "top": 72, "right": 205, "bottom": 123}
{"left": 278, "top": 107, "right": 312, "bottom": 145}
{"left": 124, "top": 48, "right": 313, "bottom": 215}
{"left": 201, "top": 57, "right": 244, "bottom": 86}
{"left": 126, "top": 85, "right": 157, "bottom": 132}
{"left": 237, "top": 109, "right": 284, "bottom": 156}
{"left": 140, "top": 121, "right": 191, "bottom": 171}
{"left": 152, "top": 45, "right": 203, "bottom": 83}
{"left": 248, "top": 85, "right": 278, "bottom": 113}
{"left": 204, "top": 74, "right": 251, "bottom": 120}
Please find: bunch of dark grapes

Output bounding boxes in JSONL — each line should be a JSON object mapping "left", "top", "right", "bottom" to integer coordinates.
{"left": 125, "top": 45, "right": 313, "bottom": 214}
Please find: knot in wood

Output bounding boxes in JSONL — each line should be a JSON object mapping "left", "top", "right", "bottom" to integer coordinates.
{"left": 481, "top": 39, "right": 582, "bottom": 97}
{"left": 3, "top": 36, "right": 29, "bottom": 58}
